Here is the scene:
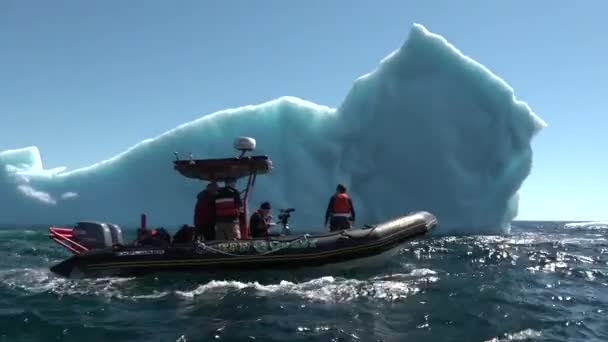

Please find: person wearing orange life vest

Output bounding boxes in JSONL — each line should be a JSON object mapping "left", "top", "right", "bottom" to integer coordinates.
{"left": 214, "top": 177, "right": 243, "bottom": 240}
{"left": 325, "top": 183, "right": 356, "bottom": 231}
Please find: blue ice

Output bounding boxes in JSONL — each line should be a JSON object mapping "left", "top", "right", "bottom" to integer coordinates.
{"left": 0, "top": 24, "right": 545, "bottom": 234}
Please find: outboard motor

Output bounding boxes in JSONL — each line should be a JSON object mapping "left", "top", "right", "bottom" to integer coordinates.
{"left": 72, "top": 221, "right": 123, "bottom": 250}
{"left": 106, "top": 223, "right": 125, "bottom": 245}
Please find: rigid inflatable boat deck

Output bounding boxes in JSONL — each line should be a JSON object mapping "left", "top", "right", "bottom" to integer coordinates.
{"left": 48, "top": 137, "right": 438, "bottom": 278}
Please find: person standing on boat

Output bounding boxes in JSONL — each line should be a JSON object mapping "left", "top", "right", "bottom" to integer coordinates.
{"left": 194, "top": 181, "right": 218, "bottom": 241}
{"left": 325, "top": 184, "right": 356, "bottom": 231}
{"left": 214, "top": 177, "right": 243, "bottom": 240}
{"left": 249, "top": 202, "right": 276, "bottom": 238}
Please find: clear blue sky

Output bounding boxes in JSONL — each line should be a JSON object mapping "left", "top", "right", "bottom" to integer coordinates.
{"left": 1, "top": 0, "right": 606, "bottom": 220}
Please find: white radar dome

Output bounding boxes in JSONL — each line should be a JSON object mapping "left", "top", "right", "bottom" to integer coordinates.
{"left": 233, "top": 137, "right": 256, "bottom": 152}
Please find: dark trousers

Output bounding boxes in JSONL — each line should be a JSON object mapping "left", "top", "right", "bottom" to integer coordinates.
{"left": 329, "top": 216, "right": 351, "bottom": 231}
{"left": 196, "top": 223, "right": 216, "bottom": 241}
{"left": 251, "top": 228, "right": 268, "bottom": 239}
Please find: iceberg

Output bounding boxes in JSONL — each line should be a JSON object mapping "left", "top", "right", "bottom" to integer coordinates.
{"left": 0, "top": 23, "right": 545, "bottom": 234}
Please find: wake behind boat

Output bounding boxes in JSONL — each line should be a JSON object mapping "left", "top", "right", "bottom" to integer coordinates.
{"left": 48, "top": 137, "right": 438, "bottom": 279}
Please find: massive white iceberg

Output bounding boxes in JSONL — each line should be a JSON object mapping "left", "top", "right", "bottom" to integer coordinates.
{"left": 0, "top": 23, "right": 545, "bottom": 234}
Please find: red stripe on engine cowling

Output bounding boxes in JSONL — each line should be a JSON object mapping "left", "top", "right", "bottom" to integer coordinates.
{"left": 50, "top": 227, "right": 74, "bottom": 238}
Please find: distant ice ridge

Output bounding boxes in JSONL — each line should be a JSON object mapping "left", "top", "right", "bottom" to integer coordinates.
{"left": 0, "top": 23, "right": 545, "bottom": 234}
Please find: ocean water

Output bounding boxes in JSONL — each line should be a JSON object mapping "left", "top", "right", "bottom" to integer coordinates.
{"left": 1, "top": 221, "right": 606, "bottom": 342}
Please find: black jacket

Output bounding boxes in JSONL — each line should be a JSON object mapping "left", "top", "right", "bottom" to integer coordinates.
{"left": 249, "top": 211, "right": 269, "bottom": 238}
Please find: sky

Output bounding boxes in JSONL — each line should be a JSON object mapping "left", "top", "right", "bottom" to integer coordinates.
{"left": 1, "top": 0, "right": 606, "bottom": 221}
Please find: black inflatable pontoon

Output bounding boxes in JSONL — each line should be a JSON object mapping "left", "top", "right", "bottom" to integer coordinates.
{"left": 48, "top": 137, "right": 437, "bottom": 278}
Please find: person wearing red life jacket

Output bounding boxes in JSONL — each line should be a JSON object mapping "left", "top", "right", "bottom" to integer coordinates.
{"left": 325, "top": 184, "right": 356, "bottom": 231}
{"left": 193, "top": 181, "right": 218, "bottom": 241}
{"left": 213, "top": 177, "right": 243, "bottom": 240}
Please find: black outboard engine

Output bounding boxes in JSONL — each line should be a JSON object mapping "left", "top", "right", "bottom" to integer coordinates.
{"left": 106, "top": 223, "right": 124, "bottom": 245}
{"left": 72, "top": 221, "right": 124, "bottom": 250}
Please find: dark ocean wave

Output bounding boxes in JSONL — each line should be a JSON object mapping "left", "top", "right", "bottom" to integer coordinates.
{"left": 1, "top": 223, "right": 607, "bottom": 342}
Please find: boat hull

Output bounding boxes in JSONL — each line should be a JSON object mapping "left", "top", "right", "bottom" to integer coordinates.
{"left": 50, "top": 211, "right": 437, "bottom": 278}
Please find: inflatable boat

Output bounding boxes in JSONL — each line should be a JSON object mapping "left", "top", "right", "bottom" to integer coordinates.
{"left": 48, "top": 137, "right": 437, "bottom": 279}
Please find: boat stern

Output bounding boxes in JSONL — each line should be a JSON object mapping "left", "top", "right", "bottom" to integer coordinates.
{"left": 50, "top": 256, "right": 80, "bottom": 278}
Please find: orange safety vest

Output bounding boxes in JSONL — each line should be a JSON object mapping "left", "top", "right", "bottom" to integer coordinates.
{"left": 215, "top": 192, "right": 240, "bottom": 217}
{"left": 332, "top": 193, "right": 352, "bottom": 217}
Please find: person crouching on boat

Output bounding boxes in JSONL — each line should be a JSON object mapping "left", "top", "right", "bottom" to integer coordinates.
{"left": 214, "top": 177, "right": 243, "bottom": 240}
{"left": 325, "top": 184, "right": 356, "bottom": 231}
{"left": 249, "top": 202, "right": 276, "bottom": 238}
{"left": 194, "top": 181, "right": 218, "bottom": 241}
